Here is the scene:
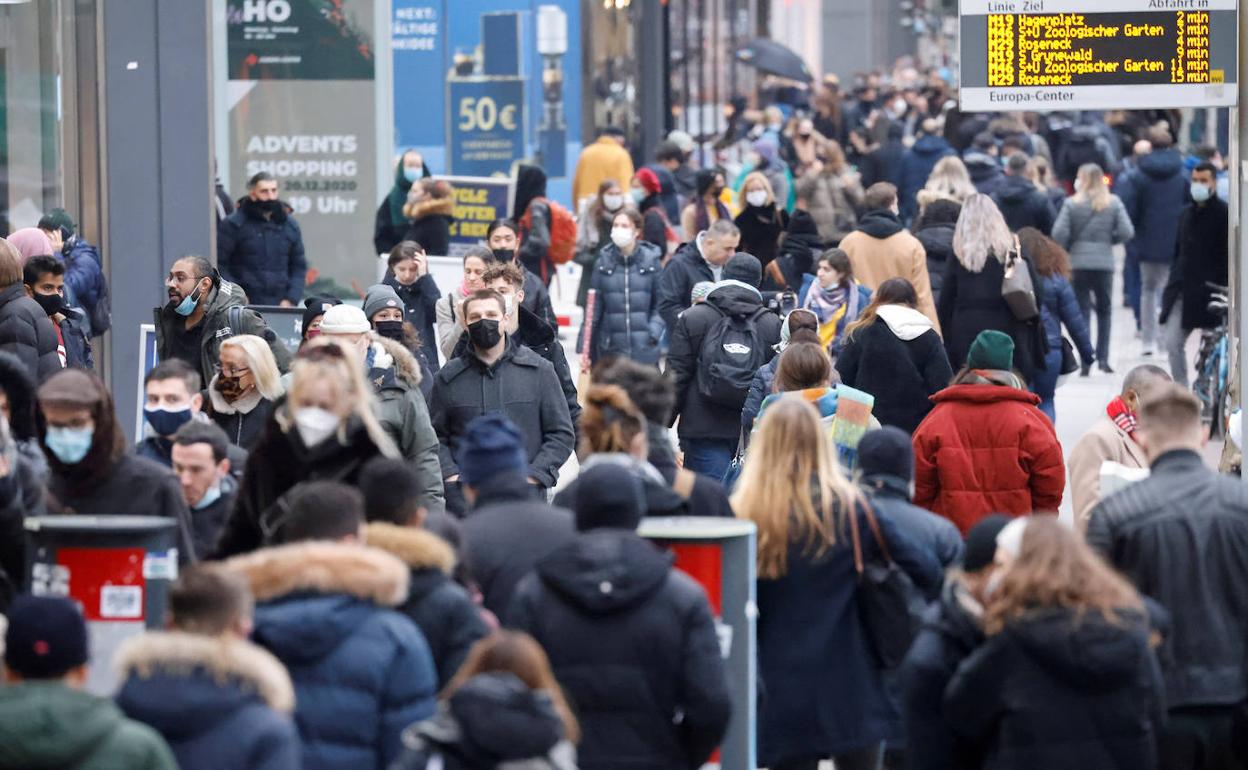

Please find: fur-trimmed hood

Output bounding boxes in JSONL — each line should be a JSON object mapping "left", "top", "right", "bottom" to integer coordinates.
{"left": 116, "top": 631, "right": 295, "bottom": 714}
{"left": 405, "top": 196, "right": 455, "bottom": 221}
{"left": 364, "top": 522, "right": 455, "bottom": 575}
{"left": 370, "top": 333, "right": 422, "bottom": 389}
{"left": 223, "top": 540, "right": 409, "bottom": 606}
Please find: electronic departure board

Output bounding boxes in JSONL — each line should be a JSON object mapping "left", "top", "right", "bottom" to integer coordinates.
{"left": 960, "top": 0, "right": 1238, "bottom": 111}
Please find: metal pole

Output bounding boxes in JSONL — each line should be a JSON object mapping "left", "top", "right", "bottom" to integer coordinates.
{"left": 1238, "top": 6, "right": 1247, "bottom": 478}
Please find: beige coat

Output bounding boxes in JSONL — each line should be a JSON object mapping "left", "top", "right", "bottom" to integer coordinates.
{"left": 839, "top": 229, "right": 940, "bottom": 332}
{"left": 1068, "top": 414, "right": 1149, "bottom": 532}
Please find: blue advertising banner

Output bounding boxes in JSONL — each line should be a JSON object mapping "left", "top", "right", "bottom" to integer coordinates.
{"left": 441, "top": 175, "right": 515, "bottom": 256}
{"left": 391, "top": 2, "right": 444, "bottom": 152}
{"left": 446, "top": 78, "right": 526, "bottom": 176}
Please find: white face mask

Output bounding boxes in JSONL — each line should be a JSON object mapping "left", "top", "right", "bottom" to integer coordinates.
{"left": 293, "top": 406, "right": 340, "bottom": 448}
{"left": 746, "top": 190, "right": 769, "bottom": 208}
{"left": 892, "top": 98, "right": 908, "bottom": 115}
{"left": 611, "top": 227, "right": 635, "bottom": 248}
{"left": 602, "top": 193, "right": 624, "bottom": 211}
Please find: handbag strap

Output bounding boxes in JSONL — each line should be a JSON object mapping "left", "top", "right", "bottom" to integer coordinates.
{"left": 848, "top": 497, "right": 893, "bottom": 577}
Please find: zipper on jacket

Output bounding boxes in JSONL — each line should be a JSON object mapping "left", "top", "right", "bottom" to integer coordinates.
{"left": 622, "top": 251, "right": 633, "bottom": 353}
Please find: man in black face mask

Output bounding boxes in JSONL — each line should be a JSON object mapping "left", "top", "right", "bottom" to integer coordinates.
{"left": 217, "top": 171, "right": 307, "bottom": 307}
{"left": 22, "top": 256, "right": 92, "bottom": 370}
{"left": 429, "top": 289, "right": 574, "bottom": 515}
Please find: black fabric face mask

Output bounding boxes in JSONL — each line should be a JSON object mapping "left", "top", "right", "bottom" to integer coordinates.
{"left": 375, "top": 320, "right": 405, "bottom": 341}
{"left": 492, "top": 248, "right": 515, "bottom": 263}
{"left": 467, "top": 318, "right": 502, "bottom": 350}
{"left": 33, "top": 292, "right": 67, "bottom": 317}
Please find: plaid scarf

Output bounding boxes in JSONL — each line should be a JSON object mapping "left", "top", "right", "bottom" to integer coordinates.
{"left": 1107, "top": 396, "right": 1138, "bottom": 441}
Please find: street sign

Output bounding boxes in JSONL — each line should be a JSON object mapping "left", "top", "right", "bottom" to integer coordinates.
{"left": 959, "top": 0, "right": 1238, "bottom": 111}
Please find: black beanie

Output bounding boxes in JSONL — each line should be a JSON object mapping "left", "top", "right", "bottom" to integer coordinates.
{"left": 963, "top": 514, "right": 1012, "bottom": 572}
{"left": 302, "top": 296, "right": 343, "bottom": 339}
{"left": 4, "top": 596, "right": 89, "bottom": 679}
{"left": 857, "top": 426, "right": 914, "bottom": 481}
{"left": 723, "top": 252, "right": 762, "bottom": 288}
{"left": 574, "top": 464, "right": 646, "bottom": 532}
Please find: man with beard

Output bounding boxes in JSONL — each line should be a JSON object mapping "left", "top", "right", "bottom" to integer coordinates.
{"left": 155, "top": 255, "right": 290, "bottom": 387}
{"left": 217, "top": 172, "right": 307, "bottom": 307}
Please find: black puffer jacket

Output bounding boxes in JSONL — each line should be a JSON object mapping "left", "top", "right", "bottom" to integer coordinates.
{"left": 364, "top": 522, "right": 490, "bottom": 688}
{"left": 588, "top": 240, "right": 665, "bottom": 365}
{"left": 913, "top": 222, "right": 954, "bottom": 304}
{"left": 217, "top": 200, "right": 307, "bottom": 306}
{"left": 507, "top": 529, "right": 732, "bottom": 770}
{"left": 656, "top": 240, "right": 716, "bottom": 332}
{"left": 0, "top": 284, "right": 60, "bottom": 382}
{"left": 392, "top": 673, "right": 577, "bottom": 770}
{"left": 945, "top": 607, "right": 1165, "bottom": 770}
{"left": 992, "top": 175, "right": 1056, "bottom": 236}
{"left": 668, "top": 284, "right": 782, "bottom": 441}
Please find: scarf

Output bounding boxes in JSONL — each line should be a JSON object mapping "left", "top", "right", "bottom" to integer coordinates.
{"left": 387, "top": 160, "right": 417, "bottom": 226}
{"left": 694, "top": 196, "right": 732, "bottom": 233}
{"left": 1107, "top": 396, "right": 1138, "bottom": 441}
{"left": 804, "top": 282, "right": 860, "bottom": 349}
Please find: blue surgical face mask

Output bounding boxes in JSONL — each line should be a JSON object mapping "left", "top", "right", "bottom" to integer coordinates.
{"left": 45, "top": 426, "right": 94, "bottom": 464}
{"left": 403, "top": 167, "right": 420, "bottom": 183}
{"left": 1190, "top": 182, "right": 1212, "bottom": 203}
{"left": 144, "top": 406, "right": 193, "bottom": 437}
{"left": 194, "top": 482, "right": 222, "bottom": 510}
{"left": 173, "top": 286, "right": 202, "bottom": 317}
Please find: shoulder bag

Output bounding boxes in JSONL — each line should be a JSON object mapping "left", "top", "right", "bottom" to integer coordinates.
{"left": 1001, "top": 235, "right": 1039, "bottom": 321}
{"left": 848, "top": 499, "right": 920, "bottom": 669}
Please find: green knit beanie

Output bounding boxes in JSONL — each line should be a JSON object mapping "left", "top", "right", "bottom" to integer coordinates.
{"left": 966, "top": 330, "right": 1015, "bottom": 371}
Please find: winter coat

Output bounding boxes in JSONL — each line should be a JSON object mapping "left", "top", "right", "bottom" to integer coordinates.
{"left": 795, "top": 168, "right": 863, "bottom": 245}
{"left": 667, "top": 283, "right": 783, "bottom": 441}
{"left": 860, "top": 138, "right": 906, "bottom": 191}
{"left": 204, "top": 382, "right": 276, "bottom": 450}
{"left": 768, "top": 209, "right": 823, "bottom": 291}
{"left": 62, "top": 238, "right": 110, "bottom": 335}
{"left": 135, "top": 414, "right": 250, "bottom": 475}
{"left": 900, "top": 579, "right": 987, "bottom": 770}
{"left": 1087, "top": 449, "right": 1248, "bottom": 709}
{"left": 734, "top": 205, "right": 788, "bottom": 271}
{"left": 385, "top": 272, "right": 441, "bottom": 370}
{"left": 508, "top": 529, "right": 732, "bottom": 770}
{"left": 47, "top": 452, "right": 197, "bottom": 561}
{"left": 1068, "top": 415, "right": 1148, "bottom": 532}
{"left": 154, "top": 279, "right": 292, "bottom": 387}
{"left": 553, "top": 453, "right": 690, "bottom": 519}
{"left": 461, "top": 472, "right": 576, "bottom": 618}
{"left": 402, "top": 196, "right": 454, "bottom": 257}
{"left": 364, "top": 522, "right": 490, "bottom": 688}
{"left": 187, "top": 473, "right": 238, "bottom": 560}
{"left": 1161, "top": 196, "right": 1230, "bottom": 330}
{"left": 839, "top": 211, "right": 940, "bottom": 328}
{"left": 899, "top": 135, "right": 956, "bottom": 221}
{"left": 836, "top": 305, "right": 953, "bottom": 434}
{"left": 214, "top": 408, "right": 393, "bottom": 558}
{"left": 522, "top": 268, "right": 559, "bottom": 331}
{"left": 369, "top": 336, "right": 445, "bottom": 508}
{"left": 741, "top": 355, "right": 781, "bottom": 431}
{"left": 912, "top": 384, "right": 1065, "bottom": 534}
{"left": 588, "top": 240, "right": 665, "bottom": 364}
{"left": 519, "top": 200, "right": 554, "bottom": 283}
{"left": 1118, "top": 148, "right": 1188, "bottom": 264}
{"left": 1051, "top": 196, "right": 1134, "bottom": 272}
{"left": 796, "top": 276, "right": 872, "bottom": 355}
{"left": 656, "top": 240, "right": 716, "bottom": 333}
{"left": 0, "top": 683, "right": 178, "bottom": 770}
{"left": 937, "top": 254, "right": 1046, "bottom": 382}
{"left": 913, "top": 221, "right": 954, "bottom": 304}
{"left": 392, "top": 673, "right": 577, "bottom": 770}
{"left": 962, "top": 150, "right": 1005, "bottom": 196}
{"left": 0, "top": 451, "right": 46, "bottom": 596}
{"left": 859, "top": 472, "right": 964, "bottom": 576}
{"left": 374, "top": 159, "right": 430, "bottom": 255}
{"left": 755, "top": 502, "right": 942, "bottom": 766}
{"left": 58, "top": 312, "right": 94, "bottom": 370}
{"left": 945, "top": 607, "right": 1164, "bottom": 770}
{"left": 573, "top": 137, "right": 636, "bottom": 207}
{"left": 1038, "top": 273, "right": 1094, "bottom": 364}
{"left": 0, "top": 284, "right": 60, "bottom": 382}
{"left": 115, "top": 631, "right": 300, "bottom": 770}
{"left": 218, "top": 200, "right": 307, "bottom": 305}
{"left": 644, "top": 422, "right": 736, "bottom": 518}
{"left": 226, "top": 541, "right": 439, "bottom": 770}
{"left": 431, "top": 340, "right": 574, "bottom": 488}
{"left": 992, "top": 175, "right": 1057, "bottom": 235}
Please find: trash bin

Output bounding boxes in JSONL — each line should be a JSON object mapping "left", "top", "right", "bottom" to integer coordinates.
{"left": 639, "top": 516, "right": 757, "bottom": 770}
{"left": 24, "top": 515, "right": 179, "bottom": 695}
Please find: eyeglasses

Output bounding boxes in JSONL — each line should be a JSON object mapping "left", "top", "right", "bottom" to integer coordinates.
{"left": 214, "top": 365, "right": 251, "bottom": 378}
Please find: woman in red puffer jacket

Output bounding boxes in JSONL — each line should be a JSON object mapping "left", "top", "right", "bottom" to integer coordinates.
{"left": 912, "top": 330, "right": 1065, "bottom": 534}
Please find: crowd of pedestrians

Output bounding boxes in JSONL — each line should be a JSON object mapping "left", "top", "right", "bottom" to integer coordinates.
{"left": 0, "top": 64, "right": 1244, "bottom": 770}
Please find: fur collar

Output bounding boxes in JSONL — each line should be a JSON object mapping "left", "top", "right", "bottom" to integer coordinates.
{"left": 406, "top": 196, "right": 455, "bottom": 220}
{"left": 115, "top": 631, "right": 295, "bottom": 713}
{"left": 224, "top": 541, "right": 409, "bottom": 607}
{"left": 364, "top": 522, "right": 455, "bottom": 574}
{"left": 371, "top": 334, "right": 422, "bottom": 388}
{"left": 206, "top": 376, "right": 265, "bottom": 415}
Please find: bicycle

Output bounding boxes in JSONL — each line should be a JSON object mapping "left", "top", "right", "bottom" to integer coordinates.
{"left": 1192, "top": 284, "right": 1231, "bottom": 437}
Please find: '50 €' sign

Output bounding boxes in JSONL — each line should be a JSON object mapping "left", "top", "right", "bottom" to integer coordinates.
{"left": 447, "top": 77, "right": 526, "bottom": 176}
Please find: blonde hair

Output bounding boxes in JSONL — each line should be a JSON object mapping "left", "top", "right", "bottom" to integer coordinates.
{"left": 1073, "top": 163, "right": 1112, "bottom": 212}
{"left": 919, "top": 156, "right": 976, "bottom": 208}
{"left": 280, "top": 338, "right": 398, "bottom": 457}
{"left": 0, "top": 239, "right": 22, "bottom": 287}
{"left": 731, "top": 397, "right": 861, "bottom": 579}
{"left": 219, "top": 335, "right": 285, "bottom": 400}
{"left": 740, "top": 171, "right": 777, "bottom": 207}
{"left": 820, "top": 139, "right": 848, "bottom": 174}
{"left": 953, "top": 194, "right": 1014, "bottom": 273}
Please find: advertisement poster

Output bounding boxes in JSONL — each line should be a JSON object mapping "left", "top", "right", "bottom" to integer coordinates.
{"left": 441, "top": 175, "right": 514, "bottom": 256}
{"left": 447, "top": 79, "right": 526, "bottom": 176}
{"left": 227, "top": 0, "right": 377, "bottom": 294}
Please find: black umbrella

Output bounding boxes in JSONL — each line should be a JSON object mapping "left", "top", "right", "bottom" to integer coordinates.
{"left": 735, "top": 38, "right": 813, "bottom": 84}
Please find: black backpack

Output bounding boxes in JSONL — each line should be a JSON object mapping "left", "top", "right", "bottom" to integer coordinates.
{"left": 696, "top": 305, "right": 769, "bottom": 407}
